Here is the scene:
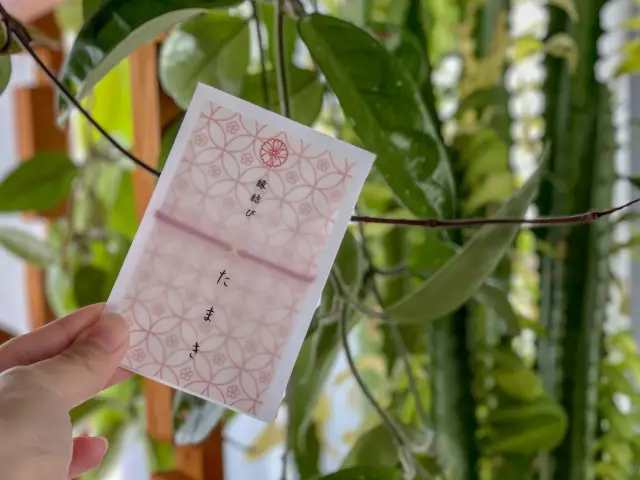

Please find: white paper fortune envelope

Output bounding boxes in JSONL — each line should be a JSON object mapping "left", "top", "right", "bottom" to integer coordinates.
{"left": 104, "top": 83, "right": 375, "bottom": 422}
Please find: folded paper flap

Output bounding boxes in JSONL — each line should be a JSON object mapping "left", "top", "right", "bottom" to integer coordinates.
{"left": 106, "top": 84, "right": 374, "bottom": 422}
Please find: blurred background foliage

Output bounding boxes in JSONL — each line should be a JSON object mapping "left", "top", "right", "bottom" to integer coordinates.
{"left": 1, "top": 0, "right": 640, "bottom": 478}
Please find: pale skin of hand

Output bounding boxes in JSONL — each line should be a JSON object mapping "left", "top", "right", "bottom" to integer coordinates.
{"left": 0, "top": 304, "right": 131, "bottom": 479}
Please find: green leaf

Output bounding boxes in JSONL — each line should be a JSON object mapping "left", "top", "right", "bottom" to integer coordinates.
{"left": 109, "top": 172, "right": 139, "bottom": 240}
{"left": 317, "top": 466, "right": 403, "bottom": 480}
{"left": 464, "top": 171, "right": 513, "bottom": 213}
{"left": 475, "top": 281, "right": 519, "bottom": 336}
{"left": 369, "top": 23, "right": 427, "bottom": 85}
{"left": 545, "top": 33, "right": 578, "bottom": 74}
{"left": 0, "top": 228, "right": 55, "bottom": 267}
{"left": 299, "top": 14, "right": 454, "bottom": 218}
{"left": 174, "top": 395, "right": 224, "bottom": 446}
{"left": 548, "top": 0, "right": 579, "bottom": 21}
{"left": 45, "top": 263, "right": 77, "bottom": 317}
{"left": 83, "top": 0, "right": 104, "bottom": 19}
{"left": 601, "top": 364, "right": 636, "bottom": 396}
{"left": 484, "top": 410, "right": 567, "bottom": 455}
{"left": 0, "top": 152, "right": 77, "bottom": 213}
{"left": 159, "top": 12, "right": 250, "bottom": 109}
{"left": 54, "top": 0, "right": 84, "bottom": 32}
{"left": 146, "top": 437, "right": 175, "bottom": 472}
{"left": 0, "top": 56, "right": 10, "bottom": 96}
{"left": 74, "top": 265, "right": 108, "bottom": 307}
{"left": 628, "top": 175, "right": 640, "bottom": 190}
{"left": 457, "top": 87, "right": 509, "bottom": 117}
{"left": 159, "top": 114, "right": 185, "bottom": 173}
{"left": 288, "top": 231, "right": 361, "bottom": 473}
{"left": 58, "top": 0, "right": 242, "bottom": 117}
{"left": 240, "top": 66, "right": 323, "bottom": 126}
{"left": 493, "top": 368, "right": 544, "bottom": 401}
{"left": 70, "top": 397, "right": 112, "bottom": 425}
{"left": 514, "top": 36, "right": 543, "bottom": 60}
{"left": 342, "top": 425, "right": 397, "bottom": 468}
{"left": 388, "top": 158, "right": 545, "bottom": 324}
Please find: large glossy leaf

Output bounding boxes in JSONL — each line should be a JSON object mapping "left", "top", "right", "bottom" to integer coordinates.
{"left": 369, "top": 23, "right": 428, "bottom": 84}
{"left": 0, "top": 228, "right": 55, "bottom": 267}
{"left": 0, "top": 153, "right": 77, "bottom": 213}
{"left": 342, "top": 425, "right": 397, "bottom": 468}
{"left": 0, "top": 56, "right": 10, "bottom": 96}
{"left": 240, "top": 66, "right": 323, "bottom": 126}
{"left": 318, "top": 467, "right": 402, "bottom": 480}
{"left": 388, "top": 160, "right": 544, "bottom": 324}
{"left": 299, "top": 14, "right": 454, "bottom": 218}
{"left": 159, "top": 12, "right": 250, "bottom": 108}
{"left": 58, "top": 0, "right": 242, "bottom": 116}
{"left": 288, "top": 231, "right": 361, "bottom": 472}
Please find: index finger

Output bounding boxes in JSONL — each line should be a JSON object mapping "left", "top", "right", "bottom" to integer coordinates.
{"left": 0, "top": 304, "right": 133, "bottom": 389}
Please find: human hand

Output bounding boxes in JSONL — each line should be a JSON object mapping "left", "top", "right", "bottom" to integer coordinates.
{"left": 0, "top": 304, "right": 131, "bottom": 479}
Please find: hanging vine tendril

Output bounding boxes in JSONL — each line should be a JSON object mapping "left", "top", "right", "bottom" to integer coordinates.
{"left": 0, "top": 3, "right": 638, "bottom": 230}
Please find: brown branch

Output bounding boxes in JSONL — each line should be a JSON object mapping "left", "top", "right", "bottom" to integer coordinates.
{"left": 2, "top": 4, "right": 637, "bottom": 231}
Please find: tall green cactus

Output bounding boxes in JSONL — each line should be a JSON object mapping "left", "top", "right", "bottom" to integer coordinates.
{"left": 536, "top": 1, "right": 613, "bottom": 479}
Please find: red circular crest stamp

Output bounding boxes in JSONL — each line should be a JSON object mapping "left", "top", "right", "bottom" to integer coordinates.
{"left": 260, "top": 138, "right": 289, "bottom": 168}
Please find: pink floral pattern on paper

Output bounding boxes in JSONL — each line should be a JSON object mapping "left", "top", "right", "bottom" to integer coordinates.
{"left": 114, "top": 101, "right": 360, "bottom": 418}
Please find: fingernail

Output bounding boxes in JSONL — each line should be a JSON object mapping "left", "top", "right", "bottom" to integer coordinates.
{"left": 81, "top": 313, "right": 129, "bottom": 353}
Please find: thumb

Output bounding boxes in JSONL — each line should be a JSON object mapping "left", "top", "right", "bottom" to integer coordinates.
{"left": 28, "top": 313, "right": 129, "bottom": 409}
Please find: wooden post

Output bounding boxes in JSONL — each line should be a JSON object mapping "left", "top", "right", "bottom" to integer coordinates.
{"left": 12, "top": 12, "right": 66, "bottom": 330}
{"left": 130, "top": 42, "right": 225, "bottom": 480}
{"left": 0, "top": 329, "right": 13, "bottom": 345}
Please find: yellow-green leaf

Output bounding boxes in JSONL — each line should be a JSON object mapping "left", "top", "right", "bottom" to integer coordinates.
{"left": 545, "top": 33, "right": 579, "bottom": 73}
{"left": 514, "top": 36, "right": 543, "bottom": 60}
{"left": 0, "top": 56, "right": 10, "bottom": 96}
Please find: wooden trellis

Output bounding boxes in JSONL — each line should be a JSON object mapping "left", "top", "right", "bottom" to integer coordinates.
{"left": 0, "top": 7, "right": 224, "bottom": 480}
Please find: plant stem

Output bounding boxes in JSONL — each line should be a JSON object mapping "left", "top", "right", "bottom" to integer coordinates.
{"left": 354, "top": 212, "right": 432, "bottom": 432}
{"left": 338, "top": 300, "right": 407, "bottom": 448}
{"left": 274, "top": 0, "right": 291, "bottom": 118}
{"left": 251, "top": 0, "right": 271, "bottom": 110}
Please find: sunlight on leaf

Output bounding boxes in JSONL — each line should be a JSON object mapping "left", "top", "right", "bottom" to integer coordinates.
{"left": 159, "top": 12, "right": 250, "bottom": 108}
